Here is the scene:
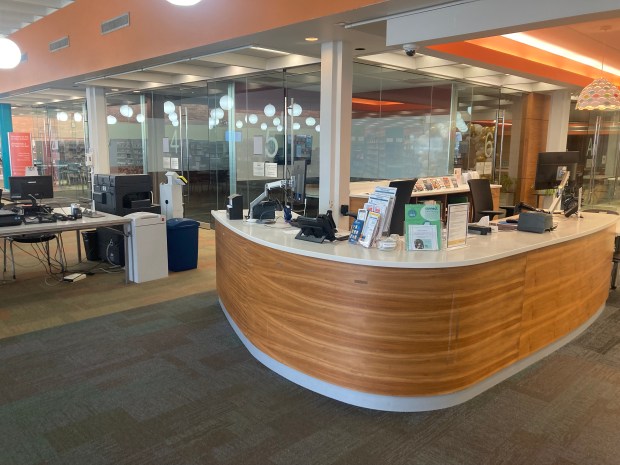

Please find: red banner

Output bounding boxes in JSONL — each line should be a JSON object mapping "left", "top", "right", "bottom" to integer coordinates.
{"left": 8, "top": 132, "right": 33, "bottom": 176}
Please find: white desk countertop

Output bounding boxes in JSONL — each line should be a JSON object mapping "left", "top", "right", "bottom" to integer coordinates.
{"left": 213, "top": 210, "right": 618, "bottom": 269}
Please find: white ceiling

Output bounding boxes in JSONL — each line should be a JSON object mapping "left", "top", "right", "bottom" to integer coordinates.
{"left": 0, "top": 0, "right": 615, "bottom": 110}
{"left": 0, "top": 0, "right": 74, "bottom": 36}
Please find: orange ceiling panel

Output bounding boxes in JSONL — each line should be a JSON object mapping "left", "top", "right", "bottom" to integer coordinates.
{"left": 428, "top": 38, "right": 620, "bottom": 88}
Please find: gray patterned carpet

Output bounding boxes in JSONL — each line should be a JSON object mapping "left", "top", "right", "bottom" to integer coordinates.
{"left": 1, "top": 291, "right": 619, "bottom": 465}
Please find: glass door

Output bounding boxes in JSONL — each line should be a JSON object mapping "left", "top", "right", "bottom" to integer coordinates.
{"left": 568, "top": 107, "right": 620, "bottom": 208}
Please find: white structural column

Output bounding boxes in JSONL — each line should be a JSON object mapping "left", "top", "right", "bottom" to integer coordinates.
{"left": 85, "top": 86, "right": 110, "bottom": 174}
{"left": 546, "top": 90, "right": 571, "bottom": 152}
{"left": 319, "top": 41, "right": 352, "bottom": 229}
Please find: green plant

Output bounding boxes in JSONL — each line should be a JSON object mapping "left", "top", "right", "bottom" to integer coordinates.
{"left": 499, "top": 173, "right": 514, "bottom": 193}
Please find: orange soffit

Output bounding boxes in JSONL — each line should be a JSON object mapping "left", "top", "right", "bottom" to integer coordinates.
{"left": 428, "top": 39, "right": 611, "bottom": 88}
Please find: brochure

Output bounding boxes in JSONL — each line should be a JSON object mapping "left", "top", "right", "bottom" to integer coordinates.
{"left": 349, "top": 209, "right": 367, "bottom": 244}
{"left": 405, "top": 203, "right": 442, "bottom": 251}
{"left": 446, "top": 203, "right": 469, "bottom": 248}
{"left": 359, "top": 211, "right": 381, "bottom": 248}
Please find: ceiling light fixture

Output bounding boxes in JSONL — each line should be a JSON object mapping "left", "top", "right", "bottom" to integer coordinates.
{"left": 166, "top": 0, "right": 202, "bottom": 6}
{"left": 250, "top": 46, "right": 289, "bottom": 56}
{"left": 305, "top": 37, "right": 319, "bottom": 42}
{"left": 503, "top": 32, "right": 620, "bottom": 77}
{"left": 576, "top": 26, "right": 620, "bottom": 111}
{"left": 0, "top": 37, "right": 22, "bottom": 69}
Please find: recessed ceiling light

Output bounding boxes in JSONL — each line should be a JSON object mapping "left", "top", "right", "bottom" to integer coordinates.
{"left": 250, "top": 46, "right": 289, "bottom": 55}
{"left": 305, "top": 37, "right": 319, "bottom": 42}
{"left": 166, "top": 0, "right": 202, "bottom": 5}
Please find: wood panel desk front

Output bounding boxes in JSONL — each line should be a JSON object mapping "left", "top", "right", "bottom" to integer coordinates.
{"left": 213, "top": 210, "right": 616, "bottom": 411}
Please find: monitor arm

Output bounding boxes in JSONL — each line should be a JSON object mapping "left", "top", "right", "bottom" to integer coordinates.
{"left": 248, "top": 179, "right": 294, "bottom": 220}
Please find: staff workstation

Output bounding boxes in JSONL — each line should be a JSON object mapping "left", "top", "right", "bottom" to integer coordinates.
{"left": 214, "top": 169, "right": 618, "bottom": 411}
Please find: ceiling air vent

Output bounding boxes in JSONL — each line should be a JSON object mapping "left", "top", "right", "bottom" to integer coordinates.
{"left": 49, "top": 36, "right": 69, "bottom": 52}
{"left": 101, "top": 13, "right": 130, "bottom": 35}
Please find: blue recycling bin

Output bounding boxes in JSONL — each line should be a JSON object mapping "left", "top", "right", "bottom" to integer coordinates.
{"left": 166, "top": 218, "right": 200, "bottom": 271}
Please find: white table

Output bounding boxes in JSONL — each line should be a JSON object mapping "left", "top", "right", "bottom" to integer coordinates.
{"left": 0, "top": 210, "right": 131, "bottom": 282}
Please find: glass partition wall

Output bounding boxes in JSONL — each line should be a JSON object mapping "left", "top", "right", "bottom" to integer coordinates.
{"left": 349, "top": 64, "right": 521, "bottom": 206}
{"left": 567, "top": 107, "right": 620, "bottom": 209}
{"left": 10, "top": 102, "right": 89, "bottom": 203}
{"left": 106, "top": 66, "right": 322, "bottom": 223}
{"left": 8, "top": 61, "right": 524, "bottom": 220}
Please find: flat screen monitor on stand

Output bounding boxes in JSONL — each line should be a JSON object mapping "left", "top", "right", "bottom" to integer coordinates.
{"left": 9, "top": 175, "right": 54, "bottom": 202}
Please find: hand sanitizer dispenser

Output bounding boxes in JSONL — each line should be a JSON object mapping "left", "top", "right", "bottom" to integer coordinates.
{"left": 159, "top": 171, "right": 187, "bottom": 220}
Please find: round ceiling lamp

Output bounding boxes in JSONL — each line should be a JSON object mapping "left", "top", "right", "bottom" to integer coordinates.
{"left": 264, "top": 104, "right": 276, "bottom": 117}
{"left": 315, "top": 124, "right": 320, "bottom": 133}
{"left": 0, "top": 38, "right": 22, "bottom": 69}
{"left": 236, "top": 120, "right": 243, "bottom": 129}
{"left": 287, "top": 103, "right": 302, "bottom": 117}
{"left": 220, "top": 95, "right": 232, "bottom": 111}
{"left": 277, "top": 125, "right": 283, "bottom": 132}
{"left": 169, "top": 112, "right": 178, "bottom": 122}
{"left": 248, "top": 114, "right": 258, "bottom": 124}
{"left": 136, "top": 113, "right": 145, "bottom": 123}
{"left": 73, "top": 112, "right": 83, "bottom": 123}
{"left": 166, "top": 0, "right": 202, "bottom": 5}
{"left": 260, "top": 123, "right": 268, "bottom": 131}
{"left": 305, "top": 116, "right": 316, "bottom": 127}
{"left": 214, "top": 108, "right": 224, "bottom": 119}
{"left": 56, "top": 111, "right": 68, "bottom": 122}
{"left": 273, "top": 117, "right": 281, "bottom": 126}
{"left": 172, "top": 120, "right": 179, "bottom": 127}
{"left": 293, "top": 122, "right": 301, "bottom": 130}
{"left": 119, "top": 104, "right": 133, "bottom": 118}
{"left": 163, "top": 101, "right": 175, "bottom": 115}
{"left": 107, "top": 115, "right": 117, "bottom": 125}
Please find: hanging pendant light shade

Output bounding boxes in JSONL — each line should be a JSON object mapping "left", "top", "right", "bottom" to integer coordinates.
{"left": 575, "top": 77, "right": 620, "bottom": 111}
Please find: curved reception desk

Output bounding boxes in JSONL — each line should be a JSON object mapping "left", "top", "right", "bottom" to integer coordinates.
{"left": 213, "top": 210, "right": 617, "bottom": 411}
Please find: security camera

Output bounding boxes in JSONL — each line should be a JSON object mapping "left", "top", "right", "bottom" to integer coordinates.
{"left": 403, "top": 44, "right": 418, "bottom": 57}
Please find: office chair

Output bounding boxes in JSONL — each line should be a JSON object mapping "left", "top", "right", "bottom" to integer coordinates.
{"left": 467, "top": 179, "right": 505, "bottom": 222}
{"left": 3, "top": 233, "right": 65, "bottom": 279}
{"left": 582, "top": 209, "right": 620, "bottom": 289}
{"left": 387, "top": 179, "right": 417, "bottom": 235}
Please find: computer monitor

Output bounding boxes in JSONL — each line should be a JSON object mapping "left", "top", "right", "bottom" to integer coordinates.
{"left": 291, "top": 160, "right": 307, "bottom": 202}
{"left": 9, "top": 176, "right": 54, "bottom": 201}
{"left": 535, "top": 151, "right": 579, "bottom": 191}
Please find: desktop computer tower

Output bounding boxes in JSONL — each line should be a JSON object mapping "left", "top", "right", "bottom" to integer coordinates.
{"left": 97, "top": 226, "right": 125, "bottom": 266}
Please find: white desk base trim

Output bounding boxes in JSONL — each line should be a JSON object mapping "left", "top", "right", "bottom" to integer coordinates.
{"left": 219, "top": 299, "right": 604, "bottom": 412}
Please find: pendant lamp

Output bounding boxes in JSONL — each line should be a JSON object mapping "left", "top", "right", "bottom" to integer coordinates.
{"left": 575, "top": 25, "right": 620, "bottom": 111}
{"left": 575, "top": 77, "right": 620, "bottom": 111}
{"left": 0, "top": 38, "right": 22, "bottom": 69}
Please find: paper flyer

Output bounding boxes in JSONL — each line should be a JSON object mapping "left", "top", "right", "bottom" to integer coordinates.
{"left": 405, "top": 203, "right": 442, "bottom": 251}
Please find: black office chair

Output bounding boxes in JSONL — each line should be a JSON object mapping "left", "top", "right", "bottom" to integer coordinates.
{"left": 340, "top": 179, "right": 417, "bottom": 236}
{"left": 387, "top": 179, "right": 417, "bottom": 235}
{"left": 467, "top": 179, "right": 505, "bottom": 222}
{"left": 582, "top": 209, "right": 620, "bottom": 289}
{"left": 3, "top": 233, "right": 65, "bottom": 279}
